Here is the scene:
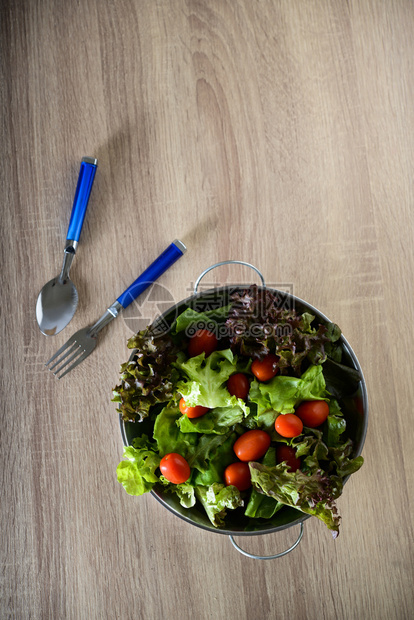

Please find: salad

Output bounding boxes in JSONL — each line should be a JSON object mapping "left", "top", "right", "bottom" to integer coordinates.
{"left": 113, "top": 285, "right": 364, "bottom": 538}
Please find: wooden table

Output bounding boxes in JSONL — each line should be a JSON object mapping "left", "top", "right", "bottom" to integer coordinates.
{"left": 2, "top": 1, "right": 413, "bottom": 618}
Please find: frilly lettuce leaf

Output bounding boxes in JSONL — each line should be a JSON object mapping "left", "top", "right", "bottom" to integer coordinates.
{"left": 291, "top": 429, "right": 363, "bottom": 477}
{"left": 175, "top": 349, "right": 250, "bottom": 415}
{"left": 116, "top": 436, "right": 161, "bottom": 495}
{"left": 246, "top": 429, "right": 364, "bottom": 537}
{"left": 195, "top": 483, "right": 243, "bottom": 528}
{"left": 325, "top": 399, "right": 347, "bottom": 446}
{"left": 225, "top": 285, "right": 341, "bottom": 374}
{"left": 248, "top": 427, "right": 364, "bottom": 535}
{"left": 159, "top": 480, "right": 196, "bottom": 509}
{"left": 174, "top": 483, "right": 196, "bottom": 508}
{"left": 329, "top": 438, "right": 364, "bottom": 478}
{"left": 112, "top": 330, "right": 184, "bottom": 422}
{"left": 250, "top": 462, "right": 342, "bottom": 537}
{"left": 250, "top": 364, "right": 329, "bottom": 420}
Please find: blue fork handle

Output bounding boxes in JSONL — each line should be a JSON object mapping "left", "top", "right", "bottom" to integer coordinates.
{"left": 117, "top": 240, "right": 187, "bottom": 309}
{"left": 66, "top": 157, "right": 98, "bottom": 243}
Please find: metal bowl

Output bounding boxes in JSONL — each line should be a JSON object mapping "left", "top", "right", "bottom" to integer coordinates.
{"left": 119, "top": 267, "right": 368, "bottom": 557}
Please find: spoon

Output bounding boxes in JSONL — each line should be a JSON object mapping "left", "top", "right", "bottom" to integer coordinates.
{"left": 36, "top": 157, "right": 98, "bottom": 336}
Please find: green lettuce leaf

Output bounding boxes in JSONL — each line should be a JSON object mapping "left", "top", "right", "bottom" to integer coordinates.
{"left": 153, "top": 404, "right": 237, "bottom": 484}
{"left": 245, "top": 447, "right": 283, "bottom": 518}
{"left": 177, "top": 405, "right": 245, "bottom": 435}
{"left": 191, "top": 432, "right": 237, "bottom": 485}
{"left": 322, "top": 358, "right": 362, "bottom": 399}
{"left": 172, "top": 305, "right": 231, "bottom": 335}
{"left": 195, "top": 483, "right": 243, "bottom": 527}
{"left": 176, "top": 349, "right": 249, "bottom": 415}
{"left": 160, "top": 480, "right": 196, "bottom": 509}
{"left": 153, "top": 405, "right": 198, "bottom": 458}
{"left": 174, "top": 483, "right": 196, "bottom": 508}
{"left": 244, "top": 491, "right": 284, "bottom": 519}
{"left": 250, "top": 364, "right": 329, "bottom": 420}
{"left": 325, "top": 401, "right": 347, "bottom": 447}
{"left": 116, "top": 437, "right": 161, "bottom": 496}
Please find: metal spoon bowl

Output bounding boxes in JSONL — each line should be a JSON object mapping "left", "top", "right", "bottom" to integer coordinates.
{"left": 36, "top": 244, "right": 78, "bottom": 336}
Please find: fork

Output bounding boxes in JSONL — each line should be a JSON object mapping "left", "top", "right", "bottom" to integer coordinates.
{"left": 45, "top": 239, "right": 186, "bottom": 378}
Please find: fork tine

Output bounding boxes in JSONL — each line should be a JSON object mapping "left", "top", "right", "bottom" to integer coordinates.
{"left": 47, "top": 341, "right": 79, "bottom": 371}
{"left": 45, "top": 338, "right": 76, "bottom": 366}
{"left": 51, "top": 345, "right": 84, "bottom": 376}
{"left": 56, "top": 351, "right": 89, "bottom": 379}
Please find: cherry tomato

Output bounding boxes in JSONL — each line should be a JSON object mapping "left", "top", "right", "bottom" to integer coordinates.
{"left": 179, "top": 397, "right": 209, "bottom": 419}
{"left": 295, "top": 400, "right": 329, "bottom": 428}
{"left": 251, "top": 353, "right": 279, "bottom": 382}
{"left": 159, "top": 453, "right": 191, "bottom": 484}
{"left": 224, "top": 462, "right": 251, "bottom": 491}
{"left": 275, "top": 413, "right": 303, "bottom": 438}
{"left": 188, "top": 329, "right": 218, "bottom": 358}
{"left": 227, "top": 373, "right": 250, "bottom": 400}
{"left": 233, "top": 429, "right": 271, "bottom": 462}
{"left": 276, "top": 444, "right": 301, "bottom": 472}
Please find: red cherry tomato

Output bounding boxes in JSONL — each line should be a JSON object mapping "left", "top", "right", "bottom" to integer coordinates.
{"left": 295, "top": 400, "right": 329, "bottom": 428}
{"left": 224, "top": 462, "right": 251, "bottom": 491}
{"left": 188, "top": 329, "right": 218, "bottom": 358}
{"left": 276, "top": 444, "right": 301, "bottom": 472}
{"left": 179, "top": 397, "right": 209, "bottom": 419}
{"left": 275, "top": 413, "right": 303, "bottom": 438}
{"left": 251, "top": 353, "right": 279, "bottom": 382}
{"left": 160, "top": 453, "right": 191, "bottom": 484}
{"left": 227, "top": 373, "right": 250, "bottom": 400}
{"left": 233, "top": 430, "right": 271, "bottom": 462}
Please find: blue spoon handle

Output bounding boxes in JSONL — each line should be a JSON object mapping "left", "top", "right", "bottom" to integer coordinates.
{"left": 66, "top": 157, "right": 98, "bottom": 243}
{"left": 117, "top": 240, "right": 187, "bottom": 309}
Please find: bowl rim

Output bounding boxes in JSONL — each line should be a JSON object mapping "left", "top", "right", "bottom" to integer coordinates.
{"left": 119, "top": 284, "right": 368, "bottom": 537}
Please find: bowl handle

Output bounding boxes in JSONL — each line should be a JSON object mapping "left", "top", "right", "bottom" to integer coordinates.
{"left": 228, "top": 522, "right": 304, "bottom": 560}
{"left": 194, "top": 260, "right": 265, "bottom": 294}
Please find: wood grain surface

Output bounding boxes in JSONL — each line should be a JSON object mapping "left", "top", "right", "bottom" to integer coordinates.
{"left": 1, "top": 1, "right": 413, "bottom": 619}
